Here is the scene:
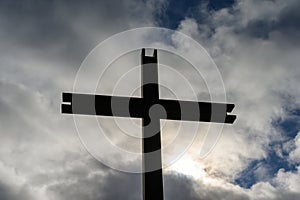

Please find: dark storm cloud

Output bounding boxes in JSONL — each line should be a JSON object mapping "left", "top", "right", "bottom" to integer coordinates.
{"left": 0, "top": 0, "right": 129, "bottom": 39}
{"left": 165, "top": 172, "right": 251, "bottom": 200}
{"left": 0, "top": 0, "right": 156, "bottom": 66}
{"left": 164, "top": 173, "right": 199, "bottom": 200}
{"left": 47, "top": 168, "right": 229, "bottom": 200}
{"left": 46, "top": 164, "right": 142, "bottom": 200}
{"left": 0, "top": 181, "right": 33, "bottom": 200}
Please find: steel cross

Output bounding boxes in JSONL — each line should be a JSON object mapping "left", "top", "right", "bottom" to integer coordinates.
{"left": 61, "top": 49, "right": 236, "bottom": 200}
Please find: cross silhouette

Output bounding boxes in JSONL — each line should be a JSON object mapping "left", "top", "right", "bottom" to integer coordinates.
{"left": 62, "top": 49, "right": 236, "bottom": 200}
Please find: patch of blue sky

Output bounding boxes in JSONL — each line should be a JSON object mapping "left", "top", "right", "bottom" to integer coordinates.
{"left": 158, "top": 0, "right": 235, "bottom": 29}
{"left": 235, "top": 109, "right": 300, "bottom": 188}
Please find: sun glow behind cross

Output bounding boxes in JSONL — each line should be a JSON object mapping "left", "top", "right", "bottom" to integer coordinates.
{"left": 167, "top": 156, "right": 220, "bottom": 185}
{"left": 168, "top": 156, "right": 206, "bottom": 179}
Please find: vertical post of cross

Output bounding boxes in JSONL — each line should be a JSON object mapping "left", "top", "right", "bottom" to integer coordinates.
{"left": 141, "top": 49, "right": 164, "bottom": 200}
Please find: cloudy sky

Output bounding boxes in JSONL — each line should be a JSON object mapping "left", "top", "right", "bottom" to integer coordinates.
{"left": 1, "top": 0, "right": 300, "bottom": 199}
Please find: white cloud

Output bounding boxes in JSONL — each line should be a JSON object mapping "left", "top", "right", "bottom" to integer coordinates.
{"left": 289, "top": 132, "right": 300, "bottom": 164}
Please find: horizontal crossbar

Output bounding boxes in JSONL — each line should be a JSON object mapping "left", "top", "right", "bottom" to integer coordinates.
{"left": 62, "top": 92, "right": 236, "bottom": 124}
